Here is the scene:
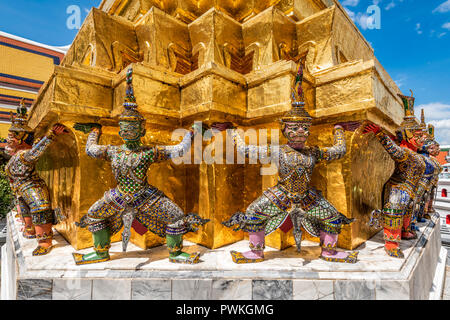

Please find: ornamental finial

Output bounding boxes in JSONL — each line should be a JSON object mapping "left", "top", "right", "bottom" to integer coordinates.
{"left": 281, "top": 60, "right": 313, "bottom": 123}
{"left": 119, "top": 68, "right": 145, "bottom": 123}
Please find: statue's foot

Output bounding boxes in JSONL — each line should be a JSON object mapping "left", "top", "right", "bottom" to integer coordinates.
{"left": 32, "top": 245, "right": 52, "bottom": 256}
{"left": 401, "top": 231, "right": 417, "bottom": 240}
{"left": 169, "top": 251, "right": 201, "bottom": 264}
{"left": 384, "top": 247, "right": 404, "bottom": 258}
{"left": 72, "top": 251, "right": 110, "bottom": 265}
{"left": 424, "top": 213, "right": 432, "bottom": 219}
{"left": 22, "top": 231, "right": 36, "bottom": 239}
{"left": 230, "top": 250, "right": 264, "bottom": 264}
{"left": 320, "top": 250, "right": 358, "bottom": 264}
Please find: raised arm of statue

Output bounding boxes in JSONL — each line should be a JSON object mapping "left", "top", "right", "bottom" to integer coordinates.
{"left": 319, "top": 126, "right": 347, "bottom": 161}
{"left": 86, "top": 128, "right": 112, "bottom": 161}
{"left": 154, "top": 130, "right": 194, "bottom": 162}
{"left": 375, "top": 131, "right": 407, "bottom": 162}
{"left": 22, "top": 124, "right": 66, "bottom": 163}
{"left": 362, "top": 123, "right": 407, "bottom": 162}
{"left": 229, "top": 129, "right": 275, "bottom": 163}
{"left": 22, "top": 135, "right": 54, "bottom": 163}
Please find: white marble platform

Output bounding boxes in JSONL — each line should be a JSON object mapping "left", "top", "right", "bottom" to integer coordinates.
{"left": 1, "top": 210, "right": 447, "bottom": 300}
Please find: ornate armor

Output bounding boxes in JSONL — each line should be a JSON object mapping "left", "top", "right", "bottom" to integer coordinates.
{"left": 222, "top": 62, "right": 357, "bottom": 264}
{"left": 78, "top": 128, "right": 195, "bottom": 239}
{"left": 418, "top": 127, "right": 443, "bottom": 218}
{"left": 230, "top": 128, "right": 351, "bottom": 238}
{"left": 5, "top": 100, "right": 65, "bottom": 256}
{"left": 366, "top": 91, "right": 426, "bottom": 258}
{"left": 72, "top": 68, "right": 209, "bottom": 265}
{"left": 6, "top": 135, "right": 56, "bottom": 227}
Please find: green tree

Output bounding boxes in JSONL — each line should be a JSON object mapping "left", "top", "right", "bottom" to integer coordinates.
{"left": 0, "top": 164, "right": 13, "bottom": 217}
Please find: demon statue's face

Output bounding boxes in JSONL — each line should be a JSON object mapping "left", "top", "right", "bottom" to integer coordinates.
{"left": 406, "top": 129, "right": 427, "bottom": 149}
{"left": 282, "top": 121, "right": 311, "bottom": 146}
{"left": 118, "top": 120, "right": 146, "bottom": 143}
{"left": 427, "top": 143, "right": 440, "bottom": 157}
{"left": 5, "top": 131, "right": 32, "bottom": 156}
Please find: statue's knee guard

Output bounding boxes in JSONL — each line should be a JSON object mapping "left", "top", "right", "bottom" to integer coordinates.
{"left": 244, "top": 215, "right": 266, "bottom": 233}
{"left": 382, "top": 209, "right": 403, "bottom": 243}
{"left": 165, "top": 223, "right": 187, "bottom": 236}
{"left": 31, "top": 208, "right": 54, "bottom": 226}
{"left": 78, "top": 212, "right": 109, "bottom": 233}
{"left": 87, "top": 218, "right": 109, "bottom": 233}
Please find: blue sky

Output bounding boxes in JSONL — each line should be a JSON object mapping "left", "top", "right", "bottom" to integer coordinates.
{"left": 0, "top": 0, "right": 449, "bottom": 143}
{"left": 342, "top": 0, "right": 450, "bottom": 144}
{"left": 0, "top": 0, "right": 100, "bottom": 47}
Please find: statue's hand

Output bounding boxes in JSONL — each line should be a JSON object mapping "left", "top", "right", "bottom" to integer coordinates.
{"left": 211, "top": 122, "right": 235, "bottom": 132}
{"left": 362, "top": 123, "right": 381, "bottom": 135}
{"left": 51, "top": 124, "right": 69, "bottom": 136}
{"left": 334, "top": 121, "right": 361, "bottom": 132}
{"left": 73, "top": 123, "right": 102, "bottom": 134}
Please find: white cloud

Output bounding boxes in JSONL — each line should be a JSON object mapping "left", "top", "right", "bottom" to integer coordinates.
{"left": 419, "top": 103, "right": 450, "bottom": 121}
{"left": 343, "top": 7, "right": 372, "bottom": 30}
{"left": 385, "top": 1, "right": 396, "bottom": 10}
{"left": 433, "top": 0, "right": 450, "bottom": 13}
{"left": 438, "top": 32, "right": 448, "bottom": 38}
{"left": 417, "top": 103, "right": 450, "bottom": 144}
{"left": 416, "top": 23, "right": 423, "bottom": 35}
{"left": 394, "top": 75, "right": 407, "bottom": 88}
{"left": 443, "top": 22, "right": 450, "bottom": 30}
{"left": 342, "top": 0, "right": 360, "bottom": 7}
{"left": 355, "top": 12, "right": 377, "bottom": 30}
{"left": 345, "top": 7, "right": 356, "bottom": 20}
{"left": 434, "top": 129, "right": 450, "bottom": 145}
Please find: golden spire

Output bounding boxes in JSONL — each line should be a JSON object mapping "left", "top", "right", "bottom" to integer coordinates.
{"left": 397, "top": 89, "right": 421, "bottom": 133}
{"left": 280, "top": 60, "right": 313, "bottom": 123}
{"left": 9, "top": 98, "right": 33, "bottom": 133}
{"left": 420, "top": 109, "right": 426, "bottom": 130}
{"left": 119, "top": 68, "right": 145, "bottom": 123}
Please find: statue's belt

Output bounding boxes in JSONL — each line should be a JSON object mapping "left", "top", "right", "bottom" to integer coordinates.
{"left": 264, "top": 185, "right": 320, "bottom": 213}
{"left": 106, "top": 186, "right": 163, "bottom": 210}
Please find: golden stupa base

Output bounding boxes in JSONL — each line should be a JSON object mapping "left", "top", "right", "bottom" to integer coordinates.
{"left": 30, "top": 1, "right": 404, "bottom": 251}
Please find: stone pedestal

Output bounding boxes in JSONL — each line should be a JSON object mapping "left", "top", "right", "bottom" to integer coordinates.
{"left": 1, "top": 210, "right": 447, "bottom": 300}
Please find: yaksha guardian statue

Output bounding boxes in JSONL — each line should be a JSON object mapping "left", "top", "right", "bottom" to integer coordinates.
{"left": 217, "top": 64, "right": 358, "bottom": 264}
{"left": 72, "top": 68, "right": 209, "bottom": 265}
{"left": 407, "top": 110, "right": 436, "bottom": 230}
{"left": 5, "top": 99, "right": 67, "bottom": 256}
{"left": 364, "top": 91, "right": 427, "bottom": 258}
{"left": 416, "top": 124, "right": 443, "bottom": 220}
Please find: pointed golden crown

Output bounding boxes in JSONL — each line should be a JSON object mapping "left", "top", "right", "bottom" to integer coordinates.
{"left": 280, "top": 60, "right": 313, "bottom": 123}
{"left": 397, "top": 90, "right": 422, "bottom": 133}
{"left": 9, "top": 99, "right": 33, "bottom": 133}
{"left": 119, "top": 68, "right": 145, "bottom": 123}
